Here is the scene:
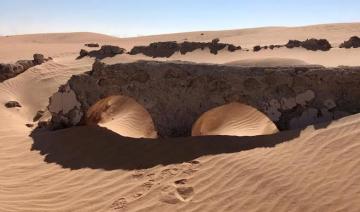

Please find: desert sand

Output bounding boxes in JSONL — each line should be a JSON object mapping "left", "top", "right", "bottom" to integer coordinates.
{"left": 1, "top": 23, "right": 360, "bottom": 211}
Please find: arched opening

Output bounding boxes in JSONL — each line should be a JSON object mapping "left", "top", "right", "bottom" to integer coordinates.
{"left": 192, "top": 102, "right": 279, "bottom": 137}
{"left": 86, "top": 95, "right": 158, "bottom": 138}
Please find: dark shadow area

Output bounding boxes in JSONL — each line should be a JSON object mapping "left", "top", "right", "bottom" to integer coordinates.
{"left": 30, "top": 125, "right": 301, "bottom": 170}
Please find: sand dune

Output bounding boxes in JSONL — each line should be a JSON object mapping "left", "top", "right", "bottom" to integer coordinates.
{"left": 1, "top": 23, "right": 360, "bottom": 211}
{"left": 0, "top": 32, "right": 117, "bottom": 63}
{"left": 192, "top": 103, "right": 279, "bottom": 136}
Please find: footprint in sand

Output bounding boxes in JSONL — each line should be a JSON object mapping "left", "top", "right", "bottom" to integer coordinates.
{"left": 159, "top": 180, "right": 194, "bottom": 204}
{"left": 110, "top": 197, "right": 127, "bottom": 211}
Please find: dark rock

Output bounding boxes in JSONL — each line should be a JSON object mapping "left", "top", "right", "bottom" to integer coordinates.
{"left": 5, "top": 101, "right": 21, "bottom": 108}
{"left": 78, "top": 45, "right": 126, "bottom": 59}
{"left": 130, "top": 41, "right": 179, "bottom": 58}
{"left": 212, "top": 38, "right": 220, "bottom": 44}
{"left": 0, "top": 63, "right": 24, "bottom": 82}
{"left": 38, "top": 120, "right": 49, "bottom": 128}
{"left": 79, "top": 49, "right": 89, "bottom": 58}
{"left": 0, "top": 54, "right": 50, "bottom": 82}
{"left": 253, "top": 45, "right": 261, "bottom": 52}
{"left": 33, "top": 110, "right": 45, "bottom": 122}
{"left": 16, "top": 60, "right": 35, "bottom": 70}
{"left": 179, "top": 42, "right": 206, "bottom": 55}
{"left": 26, "top": 123, "right": 34, "bottom": 128}
{"left": 130, "top": 40, "right": 240, "bottom": 57}
{"left": 99, "top": 45, "right": 125, "bottom": 55}
{"left": 85, "top": 43, "right": 100, "bottom": 48}
{"left": 285, "top": 39, "right": 331, "bottom": 51}
{"left": 228, "top": 44, "right": 241, "bottom": 52}
{"left": 340, "top": 36, "right": 360, "bottom": 48}
{"left": 286, "top": 40, "right": 302, "bottom": 48}
{"left": 33, "top": 54, "right": 45, "bottom": 65}
{"left": 301, "top": 39, "right": 332, "bottom": 51}
{"left": 209, "top": 40, "right": 226, "bottom": 54}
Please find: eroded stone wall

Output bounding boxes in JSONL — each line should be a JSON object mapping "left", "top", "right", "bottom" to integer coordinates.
{"left": 48, "top": 61, "right": 360, "bottom": 137}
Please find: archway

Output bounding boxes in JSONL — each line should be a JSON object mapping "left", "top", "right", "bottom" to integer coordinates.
{"left": 86, "top": 95, "right": 158, "bottom": 138}
{"left": 192, "top": 102, "right": 279, "bottom": 137}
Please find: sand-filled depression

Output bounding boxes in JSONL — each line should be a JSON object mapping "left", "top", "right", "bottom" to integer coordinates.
{"left": 85, "top": 96, "right": 278, "bottom": 138}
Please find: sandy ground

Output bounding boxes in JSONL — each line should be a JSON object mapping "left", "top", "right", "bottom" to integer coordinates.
{"left": 0, "top": 23, "right": 360, "bottom": 211}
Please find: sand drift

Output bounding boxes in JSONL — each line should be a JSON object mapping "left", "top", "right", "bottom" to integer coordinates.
{"left": 86, "top": 95, "right": 157, "bottom": 138}
{"left": 47, "top": 60, "right": 360, "bottom": 138}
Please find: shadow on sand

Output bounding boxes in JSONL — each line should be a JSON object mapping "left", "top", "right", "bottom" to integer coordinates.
{"left": 30, "top": 125, "right": 301, "bottom": 170}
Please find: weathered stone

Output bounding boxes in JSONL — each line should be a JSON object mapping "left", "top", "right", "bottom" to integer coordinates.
{"left": 129, "top": 40, "right": 241, "bottom": 58}
{"left": 301, "top": 39, "right": 332, "bottom": 51}
{"left": 47, "top": 61, "right": 360, "bottom": 137}
{"left": 26, "top": 123, "right": 34, "bottom": 128}
{"left": 5, "top": 101, "right": 22, "bottom": 108}
{"left": 253, "top": 45, "right": 261, "bottom": 52}
{"left": 38, "top": 120, "right": 50, "bottom": 128}
{"left": 323, "top": 99, "right": 336, "bottom": 110}
{"left": 79, "top": 49, "right": 89, "bottom": 58}
{"left": 33, "top": 54, "right": 46, "bottom": 65}
{"left": 295, "top": 90, "right": 315, "bottom": 106}
{"left": 228, "top": 44, "right": 241, "bottom": 52}
{"left": 78, "top": 45, "right": 126, "bottom": 59}
{"left": 340, "top": 36, "right": 360, "bottom": 48}
{"left": 33, "top": 110, "right": 45, "bottom": 122}
{"left": 85, "top": 43, "right": 100, "bottom": 48}
{"left": 0, "top": 54, "right": 50, "bottom": 82}
{"left": 285, "top": 39, "right": 332, "bottom": 51}
{"left": 285, "top": 40, "right": 302, "bottom": 48}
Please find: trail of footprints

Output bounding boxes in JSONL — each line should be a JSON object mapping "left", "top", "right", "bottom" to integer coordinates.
{"left": 111, "top": 160, "right": 200, "bottom": 210}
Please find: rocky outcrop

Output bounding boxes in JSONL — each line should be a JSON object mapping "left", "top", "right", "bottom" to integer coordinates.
{"left": 78, "top": 45, "right": 126, "bottom": 59}
{"left": 254, "top": 39, "right": 332, "bottom": 52}
{"left": 253, "top": 45, "right": 283, "bottom": 52}
{"left": 285, "top": 39, "right": 332, "bottom": 51}
{"left": 5, "top": 101, "right": 21, "bottom": 108}
{"left": 340, "top": 36, "right": 360, "bottom": 48}
{"left": 253, "top": 45, "right": 261, "bottom": 52}
{"left": 33, "top": 110, "right": 45, "bottom": 122}
{"left": 129, "top": 41, "right": 179, "bottom": 58}
{"left": 129, "top": 39, "right": 241, "bottom": 58}
{"left": 301, "top": 39, "right": 332, "bottom": 51}
{"left": 48, "top": 61, "right": 360, "bottom": 137}
{"left": 0, "top": 54, "right": 51, "bottom": 82}
{"left": 85, "top": 43, "right": 100, "bottom": 48}
{"left": 285, "top": 40, "right": 302, "bottom": 48}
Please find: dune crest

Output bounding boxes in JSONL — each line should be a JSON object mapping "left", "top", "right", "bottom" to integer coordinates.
{"left": 192, "top": 103, "right": 279, "bottom": 136}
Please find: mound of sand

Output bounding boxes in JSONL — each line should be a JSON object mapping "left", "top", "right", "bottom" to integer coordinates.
{"left": 86, "top": 95, "right": 157, "bottom": 139}
{"left": 192, "top": 103, "right": 279, "bottom": 136}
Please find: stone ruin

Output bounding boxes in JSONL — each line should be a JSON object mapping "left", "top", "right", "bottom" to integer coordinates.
{"left": 129, "top": 39, "right": 242, "bottom": 58}
{"left": 0, "top": 54, "right": 51, "bottom": 82}
{"left": 47, "top": 60, "right": 360, "bottom": 138}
